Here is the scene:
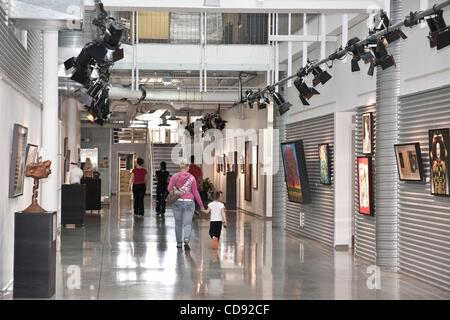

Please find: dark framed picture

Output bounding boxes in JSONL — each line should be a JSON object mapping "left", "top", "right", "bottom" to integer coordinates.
{"left": 362, "top": 112, "right": 373, "bottom": 155}
{"left": 394, "top": 143, "right": 424, "bottom": 182}
{"left": 239, "top": 155, "right": 245, "bottom": 174}
{"left": 245, "top": 141, "right": 252, "bottom": 201}
{"left": 233, "top": 151, "right": 238, "bottom": 172}
{"left": 9, "top": 124, "right": 28, "bottom": 198}
{"left": 280, "top": 140, "right": 311, "bottom": 204}
{"left": 252, "top": 145, "right": 258, "bottom": 189}
{"left": 216, "top": 155, "right": 220, "bottom": 173}
{"left": 357, "top": 157, "right": 374, "bottom": 216}
{"left": 223, "top": 154, "right": 228, "bottom": 174}
{"left": 318, "top": 143, "right": 331, "bottom": 185}
{"left": 429, "top": 128, "right": 450, "bottom": 196}
{"left": 25, "top": 144, "right": 39, "bottom": 166}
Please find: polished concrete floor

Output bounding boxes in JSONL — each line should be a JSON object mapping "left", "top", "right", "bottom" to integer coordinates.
{"left": 3, "top": 195, "right": 450, "bottom": 300}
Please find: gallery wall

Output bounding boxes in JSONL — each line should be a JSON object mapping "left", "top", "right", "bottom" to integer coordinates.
{"left": 0, "top": 79, "right": 42, "bottom": 292}
{"left": 210, "top": 106, "right": 268, "bottom": 217}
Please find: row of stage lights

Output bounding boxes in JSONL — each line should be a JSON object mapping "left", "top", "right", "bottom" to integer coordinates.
{"left": 244, "top": 6, "right": 450, "bottom": 116}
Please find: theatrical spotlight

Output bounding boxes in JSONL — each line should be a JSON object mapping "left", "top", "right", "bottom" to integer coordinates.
{"left": 214, "top": 114, "right": 227, "bottom": 130}
{"left": 426, "top": 9, "right": 450, "bottom": 50}
{"left": 294, "top": 78, "right": 320, "bottom": 106}
{"left": 256, "top": 93, "right": 270, "bottom": 110}
{"left": 245, "top": 89, "right": 255, "bottom": 108}
{"left": 270, "top": 90, "right": 292, "bottom": 115}
{"left": 311, "top": 66, "right": 332, "bottom": 87}
{"left": 374, "top": 39, "right": 396, "bottom": 70}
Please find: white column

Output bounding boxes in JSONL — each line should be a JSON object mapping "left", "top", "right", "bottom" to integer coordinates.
{"left": 41, "top": 30, "right": 60, "bottom": 214}
{"left": 334, "top": 112, "right": 354, "bottom": 248}
{"left": 302, "top": 13, "right": 308, "bottom": 66}
{"left": 66, "top": 98, "right": 80, "bottom": 163}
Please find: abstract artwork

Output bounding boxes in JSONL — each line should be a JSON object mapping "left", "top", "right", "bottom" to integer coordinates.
{"left": 362, "top": 112, "right": 373, "bottom": 155}
{"left": 252, "top": 145, "right": 258, "bottom": 189}
{"left": 318, "top": 144, "right": 331, "bottom": 185}
{"left": 245, "top": 141, "right": 252, "bottom": 201}
{"left": 280, "top": 140, "right": 311, "bottom": 204}
{"left": 429, "top": 129, "right": 450, "bottom": 196}
{"left": 394, "top": 143, "right": 424, "bottom": 181}
{"left": 9, "top": 124, "right": 28, "bottom": 198}
{"left": 357, "top": 157, "right": 374, "bottom": 216}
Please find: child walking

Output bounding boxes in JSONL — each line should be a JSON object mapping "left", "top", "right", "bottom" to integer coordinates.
{"left": 203, "top": 191, "right": 227, "bottom": 250}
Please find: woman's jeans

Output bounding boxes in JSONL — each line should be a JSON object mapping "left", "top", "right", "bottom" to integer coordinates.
{"left": 172, "top": 200, "right": 195, "bottom": 243}
{"left": 132, "top": 184, "right": 146, "bottom": 216}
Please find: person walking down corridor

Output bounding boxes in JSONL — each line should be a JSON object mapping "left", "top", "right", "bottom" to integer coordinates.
{"left": 168, "top": 160, "right": 205, "bottom": 251}
{"left": 155, "top": 161, "right": 170, "bottom": 217}
{"left": 129, "top": 158, "right": 148, "bottom": 218}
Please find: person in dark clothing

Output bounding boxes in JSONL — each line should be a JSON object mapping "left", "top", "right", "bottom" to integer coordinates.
{"left": 155, "top": 161, "right": 170, "bottom": 217}
{"left": 129, "top": 157, "right": 148, "bottom": 217}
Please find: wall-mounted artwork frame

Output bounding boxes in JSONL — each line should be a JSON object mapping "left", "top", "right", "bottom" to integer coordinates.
{"left": 394, "top": 143, "right": 424, "bottom": 182}
{"left": 252, "top": 145, "right": 258, "bottom": 189}
{"left": 280, "top": 140, "right": 311, "bottom": 204}
{"left": 245, "top": 141, "right": 252, "bottom": 201}
{"left": 362, "top": 112, "right": 373, "bottom": 155}
{"left": 9, "top": 124, "right": 28, "bottom": 198}
{"left": 216, "top": 155, "right": 221, "bottom": 173}
{"left": 318, "top": 143, "right": 331, "bottom": 185}
{"left": 429, "top": 128, "right": 450, "bottom": 196}
{"left": 25, "top": 144, "right": 39, "bottom": 167}
{"left": 357, "top": 156, "right": 374, "bottom": 216}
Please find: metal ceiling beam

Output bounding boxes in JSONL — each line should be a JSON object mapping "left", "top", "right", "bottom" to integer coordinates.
{"left": 84, "top": 0, "right": 385, "bottom": 13}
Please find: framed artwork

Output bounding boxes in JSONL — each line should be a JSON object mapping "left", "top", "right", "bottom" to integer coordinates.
{"left": 318, "top": 143, "right": 331, "bottom": 185}
{"left": 280, "top": 140, "right": 311, "bottom": 204}
{"left": 9, "top": 124, "right": 28, "bottom": 198}
{"left": 245, "top": 141, "right": 252, "bottom": 201}
{"left": 65, "top": 150, "right": 71, "bottom": 173}
{"left": 429, "top": 128, "right": 450, "bottom": 196}
{"left": 362, "top": 112, "right": 373, "bottom": 155}
{"left": 25, "top": 144, "right": 39, "bottom": 166}
{"left": 357, "top": 157, "right": 374, "bottom": 216}
{"left": 394, "top": 143, "right": 424, "bottom": 182}
{"left": 63, "top": 137, "right": 68, "bottom": 157}
{"left": 239, "top": 155, "right": 245, "bottom": 174}
{"left": 252, "top": 145, "right": 258, "bottom": 189}
{"left": 223, "top": 154, "right": 228, "bottom": 174}
{"left": 216, "top": 155, "right": 220, "bottom": 173}
{"left": 233, "top": 151, "right": 238, "bottom": 172}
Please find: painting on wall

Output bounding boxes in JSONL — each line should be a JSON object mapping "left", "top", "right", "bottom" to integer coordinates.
{"left": 223, "top": 154, "right": 228, "bottom": 174}
{"left": 9, "top": 124, "right": 28, "bottom": 198}
{"left": 25, "top": 144, "right": 39, "bottom": 166}
{"left": 245, "top": 141, "right": 252, "bottom": 201}
{"left": 362, "top": 112, "right": 373, "bottom": 155}
{"left": 239, "top": 155, "right": 245, "bottom": 174}
{"left": 318, "top": 143, "right": 331, "bottom": 185}
{"left": 429, "top": 128, "right": 450, "bottom": 196}
{"left": 252, "top": 145, "right": 258, "bottom": 189}
{"left": 394, "top": 143, "right": 424, "bottom": 182}
{"left": 280, "top": 140, "right": 311, "bottom": 204}
{"left": 216, "top": 155, "right": 221, "bottom": 173}
{"left": 357, "top": 157, "right": 374, "bottom": 216}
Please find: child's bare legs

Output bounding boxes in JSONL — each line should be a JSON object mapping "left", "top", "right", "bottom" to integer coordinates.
{"left": 211, "top": 237, "right": 219, "bottom": 250}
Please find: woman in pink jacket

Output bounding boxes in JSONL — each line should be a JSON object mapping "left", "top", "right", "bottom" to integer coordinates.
{"left": 167, "top": 160, "right": 205, "bottom": 251}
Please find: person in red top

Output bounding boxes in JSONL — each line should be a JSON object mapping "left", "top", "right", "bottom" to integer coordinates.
{"left": 188, "top": 155, "right": 203, "bottom": 213}
{"left": 129, "top": 157, "right": 148, "bottom": 217}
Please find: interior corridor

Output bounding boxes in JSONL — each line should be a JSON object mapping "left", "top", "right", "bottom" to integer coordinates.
{"left": 3, "top": 197, "right": 450, "bottom": 300}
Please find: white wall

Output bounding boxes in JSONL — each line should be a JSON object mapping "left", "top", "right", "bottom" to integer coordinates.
{"left": 0, "top": 77, "right": 42, "bottom": 291}
{"left": 206, "top": 105, "right": 269, "bottom": 217}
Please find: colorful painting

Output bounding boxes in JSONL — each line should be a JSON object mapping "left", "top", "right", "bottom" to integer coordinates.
{"left": 318, "top": 144, "right": 331, "bottom": 185}
{"left": 362, "top": 112, "right": 373, "bottom": 154}
{"left": 357, "top": 157, "right": 374, "bottom": 216}
{"left": 394, "top": 143, "right": 424, "bottom": 181}
{"left": 245, "top": 141, "right": 252, "bottom": 201}
{"left": 429, "top": 129, "right": 450, "bottom": 196}
{"left": 280, "top": 141, "right": 311, "bottom": 204}
{"left": 9, "top": 124, "right": 28, "bottom": 198}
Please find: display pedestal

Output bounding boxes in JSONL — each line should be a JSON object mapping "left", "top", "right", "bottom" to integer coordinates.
{"left": 226, "top": 172, "right": 237, "bottom": 210}
{"left": 13, "top": 211, "right": 56, "bottom": 298}
{"left": 81, "top": 178, "right": 101, "bottom": 211}
{"left": 62, "top": 184, "right": 86, "bottom": 226}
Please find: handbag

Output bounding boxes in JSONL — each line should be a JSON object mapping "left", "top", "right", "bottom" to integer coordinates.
{"left": 166, "top": 175, "right": 194, "bottom": 206}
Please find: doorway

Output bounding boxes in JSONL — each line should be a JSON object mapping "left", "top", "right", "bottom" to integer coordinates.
{"left": 117, "top": 152, "right": 136, "bottom": 218}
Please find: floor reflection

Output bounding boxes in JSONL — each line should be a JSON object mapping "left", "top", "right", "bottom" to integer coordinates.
{"left": 8, "top": 194, "right": 447, "bottom": 300}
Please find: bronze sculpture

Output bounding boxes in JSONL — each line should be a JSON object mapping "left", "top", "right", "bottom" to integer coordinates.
{"left": 23, "top": 157, "right": 52, "bottom": 213}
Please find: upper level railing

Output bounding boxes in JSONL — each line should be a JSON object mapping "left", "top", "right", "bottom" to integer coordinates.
{"left": 118, "top": 11, "right": 268, "bottom": 45}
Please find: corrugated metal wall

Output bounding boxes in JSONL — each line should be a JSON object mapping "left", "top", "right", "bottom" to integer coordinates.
{"left": 0, "top": 5, "right": 42, "bottom": 103}
{"left": 354, "top": 105, "right": 377, "bottom": 263}
{"left": 273, "top": 112, "right": 287, "bottom": 228}
{"left": 398, "top": 85, "right": 450, "bottom": 291}
{"left": 285, "top": 114, "right": 335, "bottom": 246}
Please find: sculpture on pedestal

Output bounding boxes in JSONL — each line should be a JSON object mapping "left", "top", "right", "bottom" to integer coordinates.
{"left": 23, "top": 157, "right": 52, "bottom": 213}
